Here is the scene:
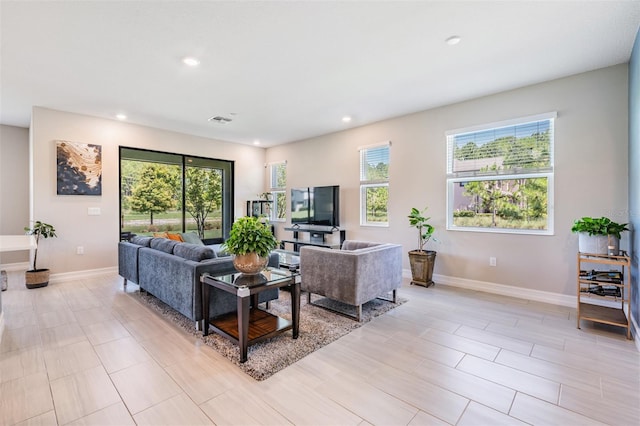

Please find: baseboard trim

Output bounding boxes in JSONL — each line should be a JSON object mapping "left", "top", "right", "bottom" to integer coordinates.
{"left": 403, "top": 269, "right": 575, "bottom": 307}
{"left": 49, "top": 266, "right": 118, "bottom": 283}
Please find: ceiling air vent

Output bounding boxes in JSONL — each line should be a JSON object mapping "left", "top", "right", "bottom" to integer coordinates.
{"left": 208, "top": 115, "right": 233, "bottom": 124}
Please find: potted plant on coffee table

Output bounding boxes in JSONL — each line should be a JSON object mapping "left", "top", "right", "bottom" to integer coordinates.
{"left": 222, "top": 216, "right": 278, "bottom": 274}
{"left": 571, "top": 216, "right": 628, "bottom": 255}
{"left": 408, "top": 207, "right": 437, "bottom": 287}
{"left": 23, "top": 220, "right": 57, "bottom": 289}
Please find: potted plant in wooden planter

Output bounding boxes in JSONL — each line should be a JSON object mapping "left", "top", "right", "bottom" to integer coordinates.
{"left": 408, "top": 207, "right": 436, "bottom": 287}
{"left": 221, "top": 216, "right": 278, "bottom": 274}
{"left": 23, "top": 220, "right": 57, "bottom": 289}
{"left": 571, "top": 216, "right": 628, "bottom": 255}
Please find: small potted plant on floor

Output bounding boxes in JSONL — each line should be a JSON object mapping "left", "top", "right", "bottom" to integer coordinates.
{"left": 222, "top": 216, "right": 278, "bottom": 274}
{"left": 23, "top": 220, "right": 57, "bottom": 288}
{"left": 408, "top": 207, "right": 437, "bottom": 287}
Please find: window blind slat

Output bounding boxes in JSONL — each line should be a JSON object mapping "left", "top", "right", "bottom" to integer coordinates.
{"left": 448, "top": 118, "right": 553, "bottom": 177}
{"left": 360, "top": 146, "right": 390, "bottom": 182}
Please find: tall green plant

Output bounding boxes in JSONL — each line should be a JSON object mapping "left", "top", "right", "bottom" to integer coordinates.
{"left": 24, "top": 221, "right": 57, "bottom": 271}
{"left": 221, "top": 216, "right": 278, "bottom": 258}
{"left": 408, "top": 207, "right": 434, "bottom": 252}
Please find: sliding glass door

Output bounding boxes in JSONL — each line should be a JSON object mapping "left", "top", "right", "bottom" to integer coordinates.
{"left": 120, "top": 147, "right": 233, "bottom": 242}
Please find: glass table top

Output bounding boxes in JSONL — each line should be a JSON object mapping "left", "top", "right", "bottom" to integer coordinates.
{"left": 203, "top": 267, "right": 299, "bottom": 289}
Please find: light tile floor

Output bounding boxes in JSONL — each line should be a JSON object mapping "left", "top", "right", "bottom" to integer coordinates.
{"left": 0, "top": 271, "right": 638, "bottom": 425}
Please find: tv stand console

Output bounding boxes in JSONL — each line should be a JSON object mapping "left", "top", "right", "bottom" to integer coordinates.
{"left": 280, "top": 226, "right": 346, "bottom": 252}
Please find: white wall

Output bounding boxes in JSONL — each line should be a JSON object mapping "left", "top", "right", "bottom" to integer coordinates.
{"left": 267, "top": 64, "right": 629, "bottom": 298}
{"left": 30, "top": 107, "right": 267, "bottom": 275}
{"left": 0, "top": 124, "right": 30, "bottom": 265}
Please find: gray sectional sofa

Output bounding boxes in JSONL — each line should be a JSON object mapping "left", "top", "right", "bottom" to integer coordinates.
{"left": 118, "top": 234, "right": 279, "bottom": 328}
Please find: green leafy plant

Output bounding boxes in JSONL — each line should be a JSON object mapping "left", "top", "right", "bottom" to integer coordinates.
{"left": 221, "top": 216, "right": 278, "bottom": 258}
{"left": 571, "top": 216, "right": 629, "bottom": 239}
{"left": 408, "top": 207, "right": 435, "bottom": 252}
{"left": 24, "top": 220, "right": 57, "bottom": 271}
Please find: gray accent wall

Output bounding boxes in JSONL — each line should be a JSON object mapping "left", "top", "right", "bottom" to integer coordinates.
{"left": 629, "top": 28, "right": 639, "bottom": 334}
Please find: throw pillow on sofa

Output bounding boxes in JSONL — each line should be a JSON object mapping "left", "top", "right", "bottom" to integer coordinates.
{"left": 167, "top": 233, "right": 184, "bottom": 242}
{"left": 181, "top": 232, "right": 205, "bottom": 246}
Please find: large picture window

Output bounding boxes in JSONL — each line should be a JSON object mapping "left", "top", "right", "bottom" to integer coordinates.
{"left": 119, "top": 147, "right": 233, "bottom": 242}
{"left": 446, "top": 113, "right": 555, "bottom": 234}
{"left": 360, "top": 142, "right": 390, "bottom": 226}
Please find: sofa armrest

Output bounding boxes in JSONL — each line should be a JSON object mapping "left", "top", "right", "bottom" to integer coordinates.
{"left": 118, "top": 241, "right": 141, "bottom": 283}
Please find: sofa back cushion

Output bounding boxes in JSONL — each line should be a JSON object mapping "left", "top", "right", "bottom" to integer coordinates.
{"left": 181, "top": 232, "right": 205, "bottom": 246}
{"left": 150, "top": 238, "right": 179, "bottom": 254}
{"left": 130, "top": 235, "right": 153, "bottom": 247}
{"left": 173, "top": 243, "right": 216, "bottom": 262}
{"left": 207, "top": 243, "right": 231, "bottom": 257}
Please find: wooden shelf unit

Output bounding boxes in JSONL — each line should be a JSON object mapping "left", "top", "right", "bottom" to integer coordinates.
{"left": 576, "top": 252, "right": 632, "bottom": 339}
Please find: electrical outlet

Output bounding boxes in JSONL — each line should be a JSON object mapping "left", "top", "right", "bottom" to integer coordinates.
{"left": 489, "top": 256, "right": 497, "bottom": 267}
{"left": 77, "top": 246, "right": 84, "bottom": 255}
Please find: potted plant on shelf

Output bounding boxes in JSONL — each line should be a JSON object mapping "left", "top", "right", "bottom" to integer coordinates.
{"left": 408, "top": 207, "right": 437, "bottom": 287}
{"left": 571, "top": 216, "right": 628, "bottom": 255}
{"left": 23, "top": 220, "right": 57, "bottom": 289}
{"left": 221, "top": 216, "right": 278, "bottom": 274}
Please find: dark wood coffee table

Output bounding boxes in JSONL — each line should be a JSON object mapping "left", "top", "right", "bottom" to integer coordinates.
{"left": 200, "top": 268, "right": 301, "bottom": 363}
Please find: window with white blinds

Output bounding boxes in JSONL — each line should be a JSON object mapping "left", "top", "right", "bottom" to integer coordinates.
{"left": 359, "top": 142, "right": 390, "bottom": 226}
{"left": 446, "top": 113, "right": 555, "bottom": 235}
{"left": 268, "top": 161, "right": 287, "bottom": 222}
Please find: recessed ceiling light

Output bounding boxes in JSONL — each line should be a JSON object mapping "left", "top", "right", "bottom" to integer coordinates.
{"left": 182, "top": 56, "right": 200, "bottom": 67}
{"left": 116, "top": 113, "right": 127, "bottom": 120}
{"left": 445, "top": 35, "right": 461, "bottom": 45}
{"left": 342, "top": 116, "right": 352, "bottom": 123}
{"left": 253, "top": 140, "right": 261, "bottom": 145}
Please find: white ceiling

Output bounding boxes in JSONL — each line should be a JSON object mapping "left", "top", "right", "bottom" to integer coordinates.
{"left": 1, "top": 1, "right": 639, "bottom": 147}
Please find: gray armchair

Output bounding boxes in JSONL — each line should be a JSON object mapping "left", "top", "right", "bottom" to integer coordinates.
{"left": 299, "top": 240, "right": 403, "bottom": 321}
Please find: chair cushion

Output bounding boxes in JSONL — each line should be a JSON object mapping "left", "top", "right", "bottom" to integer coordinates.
{"left": 150, "top": 238, "right": 179, "bottom": 254}
{"left": 173, "top": 243, "right": 216, "bottom": 262}
{"left": 181, "top": 232, "right": 205, "bottom": 246}
{"left": 130, "top": 235, "right": 152, "bottom": 247}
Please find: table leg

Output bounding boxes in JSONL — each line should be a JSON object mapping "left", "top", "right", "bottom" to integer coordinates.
{"left": 238, "top": 295, "right": 250, "bottom": 363}
{"left": 291, "top": 279, "right": 300, "bottom": 339}
{"left": 202, "top": 283, "right": 209, "bottom": 336}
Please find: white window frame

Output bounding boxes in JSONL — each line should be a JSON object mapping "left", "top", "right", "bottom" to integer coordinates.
{"left": 359, "top": 142, "right": 390, "bottom": 227}
{"left": 446, "top": 113, "right": 556, "bottom": 235}
{"left": 268, "top": 161, "right": 287, "bottom": 222}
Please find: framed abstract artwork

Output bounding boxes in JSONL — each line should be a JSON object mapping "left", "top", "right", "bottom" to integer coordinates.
{"left": 56, "top": 140, "right": 102, "bottom": 195}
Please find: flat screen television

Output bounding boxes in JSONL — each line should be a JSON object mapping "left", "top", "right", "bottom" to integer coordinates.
{"left": 290, "top": 185, "right": 340, "bottom": 227}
